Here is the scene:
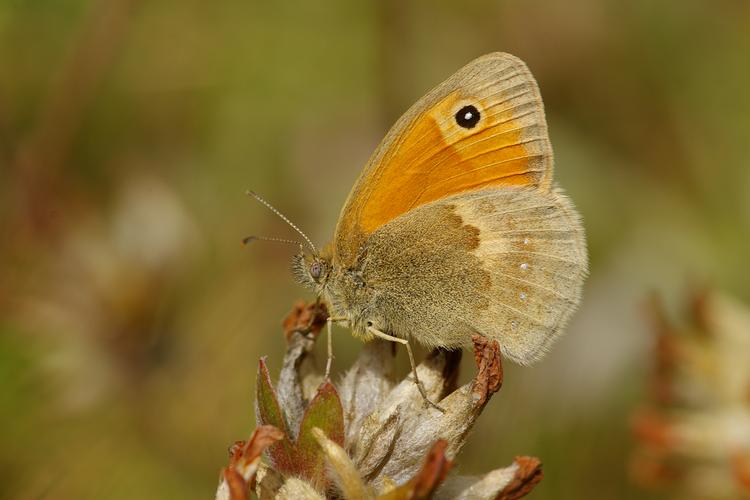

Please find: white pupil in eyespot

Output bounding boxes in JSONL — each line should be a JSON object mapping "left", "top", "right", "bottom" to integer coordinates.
{"left": 464, "top": 111, "right": 473, "bottom": 120}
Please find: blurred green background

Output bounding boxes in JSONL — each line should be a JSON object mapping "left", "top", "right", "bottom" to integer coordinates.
{"left": 1, "top": 1, "right": 749, "bottom": 498}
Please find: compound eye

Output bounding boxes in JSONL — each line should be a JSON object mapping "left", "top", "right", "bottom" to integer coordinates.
{"left": 310, "top": 261, "right": 322, "bottom": 280}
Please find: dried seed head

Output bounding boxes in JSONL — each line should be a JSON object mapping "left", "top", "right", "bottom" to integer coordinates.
{"left": 216, "top": 301, "right": 545, "bottom": 499}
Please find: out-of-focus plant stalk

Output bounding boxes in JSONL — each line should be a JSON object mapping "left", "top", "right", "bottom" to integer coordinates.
{"left": 631, "top": 289, "right": 750, "bottom": 499}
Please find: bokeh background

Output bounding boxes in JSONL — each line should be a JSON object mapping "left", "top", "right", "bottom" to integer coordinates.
{"left": 2, "top": 1, "right": 749, "bottom": 499}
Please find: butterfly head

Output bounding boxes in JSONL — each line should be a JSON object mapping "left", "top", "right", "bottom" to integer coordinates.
{"left": 292, "top": 249, "right": 331, "bottom": 291}
{"left": 244, "top": 190, "right": 330, "bottom": 290}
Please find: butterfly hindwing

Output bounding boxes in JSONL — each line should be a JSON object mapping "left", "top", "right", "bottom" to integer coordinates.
{"left": 360, "top": 187, "right": 587, "bottom": 363}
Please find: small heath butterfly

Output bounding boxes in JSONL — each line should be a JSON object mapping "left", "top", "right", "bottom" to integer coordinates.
{"left": 253, "top": 53, "right": 588, "bottom": 409}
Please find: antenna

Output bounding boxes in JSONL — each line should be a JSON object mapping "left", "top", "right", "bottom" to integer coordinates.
{"left": 242, "top": 235, "right": 303, "bottom": 247}
{"left": 246, "top": 190, "right": 317, "bottom": 254}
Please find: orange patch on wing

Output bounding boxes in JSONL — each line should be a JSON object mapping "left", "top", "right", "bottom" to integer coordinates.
{"left": 358, "top": 92, "right": 541, "bottom": 234}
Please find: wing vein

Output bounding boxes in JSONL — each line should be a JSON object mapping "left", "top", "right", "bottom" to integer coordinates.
{"left": 397, "top": 95, "right": 541, "bottom": 165}
{"left": 488, "top": 270, "right": 575, "bottom": 301}
{"left": 500, "top": 250, "right": 582, "bottom": 266}
{"left": 411, "top": 122, "right": 544, "bottom": 174}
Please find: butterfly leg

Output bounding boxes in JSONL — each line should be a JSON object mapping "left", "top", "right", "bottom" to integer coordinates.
{"left": 325, "top": 316, "right": 348, "bottom": 380}
{"left": 367, "top": 326, "right": 445, "bottom": 413}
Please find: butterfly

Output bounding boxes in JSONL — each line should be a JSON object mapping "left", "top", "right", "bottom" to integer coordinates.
{"left": 251, "top": 52, "right": 588, "bottom": 411}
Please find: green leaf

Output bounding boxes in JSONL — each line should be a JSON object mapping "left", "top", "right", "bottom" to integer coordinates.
{"left": 295, "top": 381, "right": 345, "bottom": 489}
{"left": 255, "top": 360, "right": 345, "bottom": 490}
{"left": 255, "top": 357, "right": 294, "bottom": 471}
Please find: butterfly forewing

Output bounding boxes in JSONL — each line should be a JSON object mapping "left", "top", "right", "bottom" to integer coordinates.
{"left": 334, "top": 52, "right": 553, "bottom": 265}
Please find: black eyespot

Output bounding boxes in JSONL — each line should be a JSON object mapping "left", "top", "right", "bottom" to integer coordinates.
{"left": 310, "top": 261, "right": 322, "bottom": 280}
{"left": 455, "top": 105, "right": 480, "bottom": 129}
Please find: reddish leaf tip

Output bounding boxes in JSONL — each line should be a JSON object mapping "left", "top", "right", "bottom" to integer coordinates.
{"left": 411, "top": 439, "right": 453, "bottom": 499}
{"left": 471, "top": 334, "right": 503, "bottom": 406}
{"left": 496, "top": 456, "right": 543, "bottom": 500}
{"left": 223, "top": 467, "right": 249, "bottom": 500}
{"left": 282, "top": 300, "right": 329, "bottom": 342}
